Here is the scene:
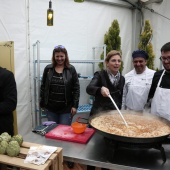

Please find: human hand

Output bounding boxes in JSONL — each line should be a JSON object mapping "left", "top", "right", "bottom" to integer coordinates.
{"left": 71, "top": 107, "right": 77, "bottom": 117}
{"left": 100, "top": 86, "right": 110, "bottom": 97}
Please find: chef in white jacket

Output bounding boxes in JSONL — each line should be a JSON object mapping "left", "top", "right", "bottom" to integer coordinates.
{"left": 122, "top": 50, "right": 155, "bottom": 112}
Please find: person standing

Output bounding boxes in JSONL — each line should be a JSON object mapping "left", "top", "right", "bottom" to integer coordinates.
{"left": 86, "top": 50, "right": 125, "bottom": 170}
{"left": 121, "top": 50, "right": 155, "bottom": 112}
{"left": 40, "top": 45, "right": 80, "bottom": 125}
{"left": 40, "top": 45, "right": 80, "bottom": 168}
{"left": 86, "top": 50, "right": 125, "bottom": 116}
{"left": 0, "top": 67, "right": 17, "bottom": 136}
{"left": 148, "top": 42, "right": 170, "bottom": 120}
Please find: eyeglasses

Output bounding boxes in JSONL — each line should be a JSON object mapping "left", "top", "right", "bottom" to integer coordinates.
{"left": 160, "top": 56, "right": 170, "bottom": 62}
{"left": 54, "top": 45, "right": 65, "bottom": 49}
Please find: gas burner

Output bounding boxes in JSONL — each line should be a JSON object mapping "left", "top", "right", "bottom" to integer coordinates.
{"left": 104, "top": 137, "right": 167, "bottom": 163}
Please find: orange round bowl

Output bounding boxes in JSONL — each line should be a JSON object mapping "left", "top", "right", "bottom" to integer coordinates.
{"left": 71, "top": 122, "right": 87, "bottom": 134}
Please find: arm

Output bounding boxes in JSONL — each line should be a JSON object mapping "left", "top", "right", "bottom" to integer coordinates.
{"left": 71, "top": 66, "right": 80, "bottom": 109}
{"left": 0, "top": 71, "right": 17, "bottom": 114}
{"left": 86, "top": 71, "right": 102, "bottom": 96}
{"left": 40, "top": 66, "right": 48, "bottom": 108}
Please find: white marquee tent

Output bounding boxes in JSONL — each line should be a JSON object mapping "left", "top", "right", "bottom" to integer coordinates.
{"left": 0, "top": 0, "right": 170, "bottom": 135}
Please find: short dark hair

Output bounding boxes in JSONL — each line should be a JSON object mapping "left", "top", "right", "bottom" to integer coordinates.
{"left": 132, "top": 50, "right": 149, "bottom": 60}
{"left": 161, "top": 42, "right": 170, "bottom": 52}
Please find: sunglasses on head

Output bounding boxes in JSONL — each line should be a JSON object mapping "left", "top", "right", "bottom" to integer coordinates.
{"left": 54, "top": 45, "right": 65, "bottom": 49}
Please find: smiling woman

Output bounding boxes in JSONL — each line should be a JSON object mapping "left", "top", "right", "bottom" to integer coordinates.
{"left": 86, "top": 50, "right": 125, "bottom": 116}
{"left": 86, "top": 50, "right": 125, "bottom": 170}
{"left": 40, "top": 45, "right": 80, "bottom": 169}
{"left": 40, "top": 45, "right": 80, "bottom": 125}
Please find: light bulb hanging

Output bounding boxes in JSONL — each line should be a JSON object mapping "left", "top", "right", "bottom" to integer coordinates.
{"left": 74, "top": 0, "right": 84, "bottom": 2}
{"left": 47, "top": 0, "right": 53, "bottom": 26}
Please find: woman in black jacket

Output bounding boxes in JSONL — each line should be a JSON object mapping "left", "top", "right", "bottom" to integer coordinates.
{"left": 40, "top": 45, "right": 80, "bottom": 125}
{"left": 86, "top": 50, "right": 125, "bottom": 170}
{"left": 86, "top": 50, "right": 125, "bottom": 116}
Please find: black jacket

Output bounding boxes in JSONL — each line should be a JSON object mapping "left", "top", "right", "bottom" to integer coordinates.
{"left": 86, "top": 70, "right": 125, "bottom": 115}
{"left": 40, "top": 64, "right": 80, "bottom": 112}
{"left": 0, "top": 67, "right": 17, "bottom": 136}
{"left": 148, "top": 69, "right": 170, "bottom": 100}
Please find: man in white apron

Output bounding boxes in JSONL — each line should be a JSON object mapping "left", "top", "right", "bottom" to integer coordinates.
{"left": 122, "top": 50, "right": 155, "bottom": 112}
{"left": 148, "top": 42, "right": 170, "bottom": 121}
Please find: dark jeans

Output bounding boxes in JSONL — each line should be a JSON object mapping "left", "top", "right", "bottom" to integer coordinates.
{"left": 46, "top": 110, "right": 72, "bottom": 125}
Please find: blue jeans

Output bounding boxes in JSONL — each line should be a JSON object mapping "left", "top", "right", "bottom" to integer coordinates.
{"left": 46, "top": 110, "right": 72, "bottom": 125}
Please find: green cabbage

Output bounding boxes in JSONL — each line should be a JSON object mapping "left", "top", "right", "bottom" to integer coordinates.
{"left": 0, "top": 140, "right": 8, "bottom": 154}
{"left": 10, "top": 134, "right": 23, "bottom": 146}
{"left": 6, "top": 141, "right": 20, "bottom": 157}
{"left": 0, "top": 132, "right": 11, "bottom": 142}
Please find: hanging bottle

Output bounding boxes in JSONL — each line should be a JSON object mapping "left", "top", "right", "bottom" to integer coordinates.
{"left": 47, "top": 0, "right": 53, "bottom": 26}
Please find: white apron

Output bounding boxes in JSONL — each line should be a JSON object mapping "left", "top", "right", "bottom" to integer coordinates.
{"left": 151, "top": 70, "right": 170, "bottom": 121}
{"left": 126, "top": 71, "right": 151, "bottom": 111}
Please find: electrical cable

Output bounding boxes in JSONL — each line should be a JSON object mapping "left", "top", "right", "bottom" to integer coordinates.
{"left": 123, "top": 0, "right": 170, "bottom": 21}
{"left": 142, "top": 5, "right": 170, "bottom": 21}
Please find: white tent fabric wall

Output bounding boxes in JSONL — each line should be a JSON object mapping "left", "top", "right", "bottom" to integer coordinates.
{"left": 29, "top": 0, "right": 133, "bottom": 126}
{"left": 0, "top": 0, "right": 147, "bottom": 135}
{"left": 0, "top": 0, "right": 32, "bottom": 135}
{"left": 29, "top": 0, "right": 133, "bottom": 73}
{"left": 143, "top": 0, "right": 170, "bottom": 70}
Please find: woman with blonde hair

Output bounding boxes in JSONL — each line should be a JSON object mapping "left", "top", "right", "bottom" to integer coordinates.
{"left": 86, "top": 50, "right": 125, "bottom": 170}
{"left": 86, "top": 50, "right": 125, "bottom": 116}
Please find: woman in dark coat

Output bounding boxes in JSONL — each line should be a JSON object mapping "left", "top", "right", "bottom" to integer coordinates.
{"left": 40, "top": 45, "right": 80, "bottom": 125}
{"left": 86, "top": 50, "right": 125, "bottom": 170}
{"left": 40, "top": 45, "right": 80, "bottom": 168}
{"left": 86, "top": 50, "right": 125, "bottom": 116}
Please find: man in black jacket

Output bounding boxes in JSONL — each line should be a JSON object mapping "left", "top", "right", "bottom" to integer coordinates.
{"left": 0, "top": 67, "right": 17, "bottom": 136}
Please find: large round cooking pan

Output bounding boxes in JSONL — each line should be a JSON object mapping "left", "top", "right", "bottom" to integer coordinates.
{"left": 89, "top": 110, "right": 170, "bottom": 144}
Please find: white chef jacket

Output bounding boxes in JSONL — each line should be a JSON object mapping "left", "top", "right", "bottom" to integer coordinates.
{"left": 122, "top": 67, "right": 155, "bottom": 111}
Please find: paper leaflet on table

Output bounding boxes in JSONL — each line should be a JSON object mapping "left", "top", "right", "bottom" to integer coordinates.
{"left": 24, "top": 145, "right": 57, "bottom": 165}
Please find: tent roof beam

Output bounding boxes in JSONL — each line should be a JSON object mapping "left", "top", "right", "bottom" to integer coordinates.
{"left": 85, "top": 0, "right": 134, "bottom": 9}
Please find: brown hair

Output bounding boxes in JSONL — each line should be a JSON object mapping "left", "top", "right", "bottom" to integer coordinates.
{"left": 105, "top": 50, "right": 122, "bottom": 62}
{"left": 52, "top": 46, "right": 70, "bottom": 67}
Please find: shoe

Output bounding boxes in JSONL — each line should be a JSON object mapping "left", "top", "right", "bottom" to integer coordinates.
{"left": 67, "top": 161, "right": 74, "bottom": 168}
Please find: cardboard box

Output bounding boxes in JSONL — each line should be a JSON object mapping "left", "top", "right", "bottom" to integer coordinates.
{"left": 0, "top": 141, "right": 63, "bottom": 170}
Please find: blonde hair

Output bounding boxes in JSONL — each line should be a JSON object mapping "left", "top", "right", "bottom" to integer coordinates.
{"left": 105, "top": 50, "right": 122, "bottom": 62}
